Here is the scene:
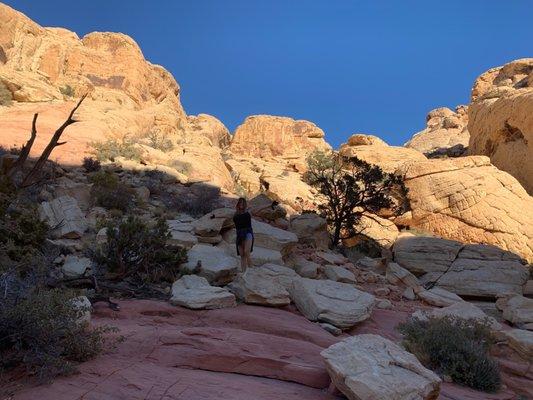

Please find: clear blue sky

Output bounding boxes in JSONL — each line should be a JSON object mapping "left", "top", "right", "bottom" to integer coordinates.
{"left": 5, "top": 1, "right": 533, "bottom": 147}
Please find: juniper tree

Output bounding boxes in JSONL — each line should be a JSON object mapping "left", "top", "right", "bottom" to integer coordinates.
{"left": 305, "top": 150, "right": 407, "bottom": 248}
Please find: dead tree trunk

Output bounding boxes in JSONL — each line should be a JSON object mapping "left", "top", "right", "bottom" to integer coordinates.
{"left": 21, "top": 94, "right": 87, "bottom": 187}
{"left": 7, "top": 113, "right": 38, "bottom": 179}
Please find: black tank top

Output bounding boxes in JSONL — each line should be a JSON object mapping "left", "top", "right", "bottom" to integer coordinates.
{"left": 233, "top": 211, "right": 252, "bottom": 231}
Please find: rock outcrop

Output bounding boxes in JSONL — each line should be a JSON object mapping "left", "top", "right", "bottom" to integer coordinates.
{"left": 405, "top": 106, "right": 469, "bottom": 157}
{"left": 230, "top": 115, "right": 331, "bottom": 160}
{"left": 321, "top": 334, "right": 441, "bottom": 400}
{"left": 399, "top": 156, "right": 533, "bottom": 262}
{"left": 170, "top": 275, "right": 236, "bottom": 310}
{"left": 468, "top": 58, "right": 533, "bottom": 194}
{"left": 496, "top": 294, "right": 533, "bottom": 330}
{"left": 393, "top": 236, "right": 529, "bottom": 298}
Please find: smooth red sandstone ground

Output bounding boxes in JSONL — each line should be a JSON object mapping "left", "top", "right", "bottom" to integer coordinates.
{"left": 2, "top": 300, "right": 529, "bottom": 400}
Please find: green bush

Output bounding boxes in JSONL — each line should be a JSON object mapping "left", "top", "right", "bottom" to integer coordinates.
{"left": 89, "top": 170, "right": 134, "bottom": 212}
{"left": 96, "top": 216, "right": 187, "bottom": 283}
{"left": 147, "top": 131, "right": 174, "bottom": 152}
{"left": 171, "top": 159, "right": 192, "bottom": 175}
{"left": 0, "top": 289, "right": 115, "bottom": 382}
{"left": 59, "top": 84, "right": 74, "bottom": 97}
{"left": 0, "top": 81, "right": 12, "bottom": 106}
{"left": 398, "top": 316, "right": 501, "bottom": 392}
{"left": 91, "top": 138, "right": 143, "bottom": 162}
{"left": 82, "top": 157, "right": 101, "bottom": 172}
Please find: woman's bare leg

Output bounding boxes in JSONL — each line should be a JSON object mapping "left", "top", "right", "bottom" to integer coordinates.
{"left": 238, "top": 244, "right": 247, "bottom": 272}
{"left": 244, "top": 238, "right": 253, "bottom": 270}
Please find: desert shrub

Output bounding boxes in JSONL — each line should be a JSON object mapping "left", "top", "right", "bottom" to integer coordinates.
{"left": 147, "top": 131, "right": 174, "bottom": 152}
{"left": 89, "top": 170, "right": 134, "bottom": 212}
{"left": 82, "top": 157, "right": 101, "bottom": 172}
{"left": 171, "top": 159, "right": 192, "bottom": 175}
{"left": 91, "top": 138, "right": 143, "bottom": 162}
{"left": 96, "top": 216, "right": 187, "bottom": 283}
{"left": 0, "top": 289, "right": 115, "bottom": 382}
{"left": 59, "top": 84, "right": 74, "bottom": 97}
{"left": 0, "top": 81, "right": 12, "bottom": 106}
{"left": 398, "top": 316, "right": 501, "bottom": 392}
{"left": 8, "top": 145, "right": 21, "bottom": 155}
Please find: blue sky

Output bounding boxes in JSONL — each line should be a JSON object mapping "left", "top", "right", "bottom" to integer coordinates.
{"left": 5, "top": 1, "right": 532, "bottom": 148}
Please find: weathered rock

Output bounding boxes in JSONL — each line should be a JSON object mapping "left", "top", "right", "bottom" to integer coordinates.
{"left": 413, "top": 301, "right": 502, "bottom": 330}
{"left": 186, "top": 113, "right": 231, "bottom": 148}
{"left": 355, "top": 257, "right": 387, "bottom": 275}
{"left": 345, "top": 213, "right": 399, "bottom": 249}
{"left": 324, "top": 265, "right": 356, "bottom": 284}
{"left": 166, "top": 219, "right": 198, "bottom": 248}
{"left": 192, "top": 208, "right": 234, "bottom": 237}
{"left": 394, "top": 236, "right": 529, "bottom": 298}
{"left": 291, "top": 256, "right": 320, "bottom": 278}
{"left": 62, "top": 255, "right": 92, "bottom": 278}
{"left": 386, "top": 262, "right": 422, "bottom": 292}
{"left": 228, "top": 268, "right": 291, "bottom": 307}
{"left": 259, "top": 263, "right": 300, "bottom": 291}
{"left": 290, "top": 278, "right": 375, "bottom": 329}
{"left": 182, "top": 244, "right": 239, "bottom": 286}
{"left": 321, "top": 334, "right": 441, "bottom": 400}
{"left": 316, "top": 251, "right": 348, "bottom": 266}
{"left": 398, "top": 156, "right": 533, "bottom": 262}
{"left": 223, "top": 219, "right": 298, "bottom": 254}
{"left": 524, "top": 280, "right": 533, "bottom": 297}
{"left": 70, "top": 296, "right": 92, "bottom": 325}
{"left": 499, "top": 328, "right": 533, "bottom": 360}
{"left": 170, "top": 275, "right": 236, "bottom": 310}
{"left": 339, "top": 134, "right": 427, "bottom": 173}
{"left": 402, "top": 287, "right": 416, "bottom": 301}
{"left": 248, "top": 193, "right": 287, "bottom": 221}
{"left": 468, "top": 58, "right": 533, "bottom": 194}
{"left": 496, "top": 294, "right": 533, "bottom": 330}
{"left": 39, "top": 195, "right": 88, "bottom": 239}
{"left": 289, "top": 213, "right": 329, "bottom": 249}
{"left": 405, "top": 106, "right": 469, "bottom": 157}
{"left": 230, "top": 115, "right": 331, "bottom": 159}
{"left": 417, "top": 287, "right": 464, "bottom": 307}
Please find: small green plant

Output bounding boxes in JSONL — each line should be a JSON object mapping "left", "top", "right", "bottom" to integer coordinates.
{"left": 171, "top": 159, "right": 192, "bottom": 175}
{"left": 91, "top": 138, "right": 143, "bottom": 162}
{"left": 89, "top": 170, "right": 134, "bottom": 212}
{"left": 59, "top": 84, "right": 75, "bottom": 97}
{"left": 0, "top": 289, "right": 116, "bottom": 382}
{"left": 147, "top": 131, "right": 174, "bottom": 152}
{"left": 82, "top": 157, "right": 101, "bottom": 172}
{"left": 398, "top": 316, "right": 501, "bottom": 392}
{"left": 0, "top": 81, "right": 12, "bottom": 106}
{"left": 96, "top": 216, "right": 187, "bottom": 282}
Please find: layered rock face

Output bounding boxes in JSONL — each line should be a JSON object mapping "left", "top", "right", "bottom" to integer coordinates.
{"left": 231, "top": 115, "right": 331, "bottom": 160}
{"left": 405, "top": 106, "right": 469, "bottom": 157}
{"left": 398, "top": 156, "right": 533, "bottom": 262}
{"left": 468, "top": 58, "right": 533, "bottom": 194}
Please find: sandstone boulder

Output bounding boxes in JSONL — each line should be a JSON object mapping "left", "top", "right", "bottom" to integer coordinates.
{"left": 170, "top": 275, "right": 236, "bottom": 310}
{"left": 324, "top": 265, "right": 356, "bottom": 284}
{"left": 290, "top": 256, "right": 320, "bottom": 278}
{"left": 39, "top": 195, "right": 88, "bottom": 239}
{"left": 345, "top": 213, "right": 399, "bottom": 249}
{"left": 417, "top": 287, "right": 464, "bottom": 308}
{"left": 393, "top": 236, "right": 529, "bottom": 298}
{"left": 166, "top": 220, "right": 197, "bottom": 249}
{"left": 62, "top": 255, "right": 92, "bottom": 278}
{"left": 182, "top": 244, "right": 239, "bottom": 286}
{"left": 499, "top": 328, "right": 533, "bottom": 360}
{"left": 192, "top": 208, "right": 234, "bottom": 238}
{"left": 321, "top": 334, "right": 441, "bottom": 400}
{"left": 496, "top": 294, "right": 533, "bottom": 330}
{"left": 405, "top": 106, "right": 469, "bottom": 157}
{"left": 228, "top": 268, "right": 292, "bottom": 307}
{"left": 413, "top": 301, "right": 502, "bottom": 330}
{"left": 289, "top": 213, "right": 329, "bottom": 249}
{"left": 186, "top": 113, "right": 231, "bottom": 148}
{"left": 468, "top": 58, "right": 533, "bottom": 194}
{"left": 398, "top": 156, "right": 533, "bottom": 262}
{"left": 248, "top": 193, "right": 287, "bottom": 221}
{"left": 290, "top": 278, "right": 375, "bottom": 329}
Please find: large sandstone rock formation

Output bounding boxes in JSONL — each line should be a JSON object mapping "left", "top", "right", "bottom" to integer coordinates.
{"left": 405, "top": 106, "right": 469, "bottom": 157}
{"left": 398, "top": 156, "right": 533, "bottom": 262}
{"left": 468, "top": 58, "right": 533, "bottom": 194}
{"left": 230, "top": 115, "right": 331, "bottom": 160}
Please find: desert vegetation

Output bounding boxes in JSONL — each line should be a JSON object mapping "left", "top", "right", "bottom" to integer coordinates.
{"left": 91, "top": 138, "right": 143, "bottom": 162}
{"left": 398, "top": 316, "right": 501, "bottom": 392}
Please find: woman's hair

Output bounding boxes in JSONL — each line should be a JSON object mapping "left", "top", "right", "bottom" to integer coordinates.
{"left": 236, "top": 197, "right": 247, "bottom": 209}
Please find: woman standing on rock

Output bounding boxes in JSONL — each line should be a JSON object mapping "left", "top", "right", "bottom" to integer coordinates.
{"left": 233, "top": 197, "right": 254, "bottom": 272}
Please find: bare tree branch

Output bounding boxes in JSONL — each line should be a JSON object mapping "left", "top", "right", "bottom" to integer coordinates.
{"left": 21, "top": 94, "right": 87, "bottom": 187}
{"left": 7, "top": 113, "right": 38, "bottom": 179}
